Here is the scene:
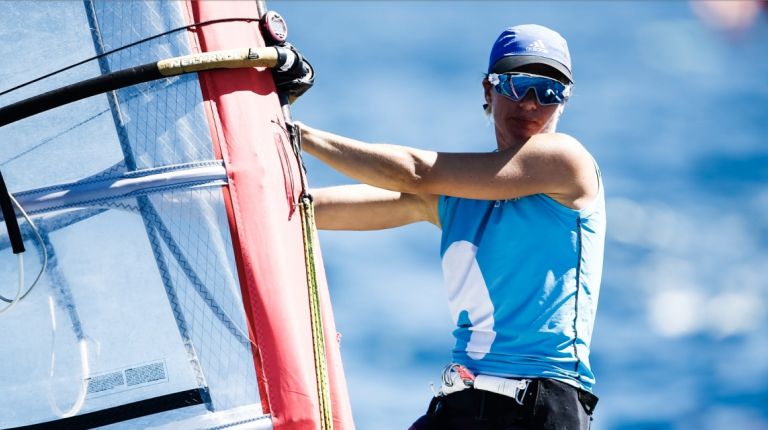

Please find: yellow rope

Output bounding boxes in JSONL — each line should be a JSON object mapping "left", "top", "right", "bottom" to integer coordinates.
{"left": 299, "top": 194, "right": 334, "bottom": 430}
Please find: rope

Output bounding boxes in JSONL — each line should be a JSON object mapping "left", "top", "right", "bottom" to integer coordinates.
{"left": 293, "top": 120, "right": 333, "bottom": 429}
{"left": 299, "top": 194, "right": 333, "bottom": 430}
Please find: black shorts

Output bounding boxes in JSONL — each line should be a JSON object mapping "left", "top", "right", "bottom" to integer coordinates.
{"left": 409, "top": 378, "right": 598, "bottom": 430}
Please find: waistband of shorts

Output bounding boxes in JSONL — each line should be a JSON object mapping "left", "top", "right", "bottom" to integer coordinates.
{"left": 436, "top": 378, "right": 598, "bottom": 417}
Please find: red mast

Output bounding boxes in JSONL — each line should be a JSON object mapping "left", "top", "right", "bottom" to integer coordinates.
{"left": 186, "top": 1, "right": 354, "bottom": 428}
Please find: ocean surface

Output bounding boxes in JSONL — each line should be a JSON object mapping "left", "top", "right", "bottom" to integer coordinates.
{"left": 0, "top": 1, "right": 765, "bottom": 429}
{"left": 278, "top": 2, "right": 768, "bottom": 429}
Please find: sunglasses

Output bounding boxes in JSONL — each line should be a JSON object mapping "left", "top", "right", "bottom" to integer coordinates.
{"left": 488, "top": 73, "right": 571, "bottom": 105}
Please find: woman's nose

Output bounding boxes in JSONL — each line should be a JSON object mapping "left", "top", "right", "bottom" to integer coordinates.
{"left": 518, "top": 90, "right": 539, "bottom": 110}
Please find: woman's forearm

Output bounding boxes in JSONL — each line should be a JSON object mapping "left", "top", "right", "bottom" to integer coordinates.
{"left": 298, "top": 123, "right": 436, "bottom": 194}
{"left": 312, "top": 185, "right": 436, "bottom": 230}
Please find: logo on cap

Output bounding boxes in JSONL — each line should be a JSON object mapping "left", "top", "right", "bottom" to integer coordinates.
{"left": 526, "top": 40, "right": 548, "bottom": 53}
{"left": 488, "top": 25, "right": 574, "bottom": 83}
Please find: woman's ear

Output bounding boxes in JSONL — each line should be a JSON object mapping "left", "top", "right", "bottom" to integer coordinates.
{"left": 482, "top": 78, "right": 493, "bottom": 114}
{"left": 482, "top": 78, "right": 493, "bottom": 106}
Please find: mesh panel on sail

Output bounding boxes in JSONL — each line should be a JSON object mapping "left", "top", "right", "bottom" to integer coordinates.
{"left": 0, "top": 1, "right": 264, "bottom": 428}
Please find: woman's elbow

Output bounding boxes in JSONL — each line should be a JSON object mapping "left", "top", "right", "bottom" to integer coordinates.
{"left": 396, "top": 153, "right": 434, "bottom": 194}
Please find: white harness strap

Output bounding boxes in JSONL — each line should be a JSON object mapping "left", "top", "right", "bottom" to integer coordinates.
{"left": 437, "top": 363, "right": 531, "bottom": 405}
{"left": 474, "top": 375, "right": 530, "bottom": 405}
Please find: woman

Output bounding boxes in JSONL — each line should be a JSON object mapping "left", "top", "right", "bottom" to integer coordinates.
{"left": 295, "top": 24, "right": 604, "bottom": 429}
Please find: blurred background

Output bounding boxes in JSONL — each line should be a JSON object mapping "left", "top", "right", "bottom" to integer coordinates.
{"left": 275, "top": 1, "right": 768, "bottom": 429}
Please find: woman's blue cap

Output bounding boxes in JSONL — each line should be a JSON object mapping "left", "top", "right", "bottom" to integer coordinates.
{"left": 488, "top": 24, "right": 573, "bottom": 83}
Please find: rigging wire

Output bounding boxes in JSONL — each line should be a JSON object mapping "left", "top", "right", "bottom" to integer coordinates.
{"left": 0, "top": 254, "right": 23, "bottom": 313}
{"left": 0, "top": 17, "right": 260, "bottom": 98}
{"left": 0, "top": 194, "right": 48, "bottom": 309}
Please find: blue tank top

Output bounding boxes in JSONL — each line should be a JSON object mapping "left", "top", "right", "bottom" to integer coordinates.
{"left": 438, "top": 171, "right": 605, "bottom": 391}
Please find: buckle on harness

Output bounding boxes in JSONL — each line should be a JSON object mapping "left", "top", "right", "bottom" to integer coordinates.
{"left": 435, "top": 363, "right": 531, "bottom": 406}
{"left": 438, "top": 363, "right": 476, "bottom": 395}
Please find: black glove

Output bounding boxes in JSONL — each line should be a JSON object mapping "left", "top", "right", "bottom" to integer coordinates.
{"left": 272, "top": 43, "right": 315, "bottom": 104}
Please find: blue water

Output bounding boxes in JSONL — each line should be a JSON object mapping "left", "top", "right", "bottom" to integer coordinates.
{"left": 277, "top": 2, "right": 768, "bottom": 429}
{"left": 2, "top": 1, "right": 766, "bottom": 429}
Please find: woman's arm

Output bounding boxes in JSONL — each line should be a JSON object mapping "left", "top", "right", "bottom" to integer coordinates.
{"left": 312, "top": 184, "right": 440, "bottom": 231}
{"left": 299, "top": 123, "right": 598, "bottom": 209}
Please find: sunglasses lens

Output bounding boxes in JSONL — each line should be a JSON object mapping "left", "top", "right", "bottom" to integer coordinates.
{"left": 493, "top": 74, "right": 568, "bottom": 105}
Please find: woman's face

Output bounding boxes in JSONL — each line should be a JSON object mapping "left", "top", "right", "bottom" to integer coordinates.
{"left": 483, "top": 79, "right": 563, "bottom": 145}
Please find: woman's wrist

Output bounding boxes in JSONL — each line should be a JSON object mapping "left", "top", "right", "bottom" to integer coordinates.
{"left": 293, "top": 121, "right": 316, "bottom": 153}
